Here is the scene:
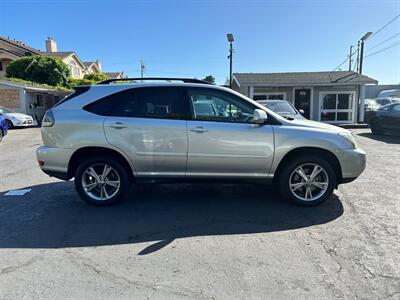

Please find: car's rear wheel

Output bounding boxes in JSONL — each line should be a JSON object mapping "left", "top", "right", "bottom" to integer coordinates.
{"left": 278, "top": 156, "right": 336, "bottom": 206}
{"left": 370, "top": 119, "right": 384, "bottom": 135}
{"left": 0, "top": 129, "right": 3, "bottom": 142}
{"left": 6, "top": 120, "right": 13, "bottom": 129}
{"left": 74, "top": 156, "right": 130, "bottom": 206}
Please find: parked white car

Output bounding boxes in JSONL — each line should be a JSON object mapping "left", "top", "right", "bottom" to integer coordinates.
{"left": 0, "top": 106, "right": 35, "bottom": 128}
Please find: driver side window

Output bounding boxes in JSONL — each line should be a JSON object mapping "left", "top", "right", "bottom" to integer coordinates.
{"left": 188, "top": 88, "right": 255, "bottom": 123}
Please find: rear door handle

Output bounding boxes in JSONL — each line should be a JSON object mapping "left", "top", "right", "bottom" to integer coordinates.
{"left": 189, "top": 126, "right": 208, "bottom": 133}
{"left": 107, "top": 122, "right": 127, "bottom": 129}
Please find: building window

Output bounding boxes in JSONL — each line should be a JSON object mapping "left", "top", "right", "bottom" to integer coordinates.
{"left": 0, "top": 62, "right": 3, "bottom": 71}
{"left": 36, "top": 94, "right": 45, "bottom": 107}
{"left": 253, "top": 92, "right": 286, "bottom": 101}
{"left": 319, "top": 92, "right": 355, "bottom": 123}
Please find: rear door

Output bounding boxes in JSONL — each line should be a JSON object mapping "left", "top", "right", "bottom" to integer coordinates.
{"left": 94, "top": 86, "right": 189, "bottom": 178}
{"left": 185, "top": 87, "right": 274, "bottom": 178}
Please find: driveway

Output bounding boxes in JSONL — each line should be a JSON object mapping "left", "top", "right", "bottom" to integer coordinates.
{"left": 0, "top": 128, "right": 399, "bottom": 299}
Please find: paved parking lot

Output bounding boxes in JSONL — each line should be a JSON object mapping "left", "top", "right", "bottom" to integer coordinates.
{"left": 0, "top": 127, "right": 399, "bottom": 299}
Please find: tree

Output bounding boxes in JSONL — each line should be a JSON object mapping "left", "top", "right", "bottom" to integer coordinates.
{"left": 83, "top": 72, "right": 109, "bottom": 82}
{"left": 6, "top": 56, "right": 70, "bottom": 87}
{"left": 202, "top": 75, "right": 215, "bottom": 84}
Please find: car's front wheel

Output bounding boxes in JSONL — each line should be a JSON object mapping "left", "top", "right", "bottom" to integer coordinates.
{"left": 0, "top": 129, "right": 3, "bottom": 142}
{"left": 6, "top": 120, "right": 13, "bottom": 129}
{"left": 74, "top": 156, "right": 130, "bottom": 206}
{"left": 370, "top": 119, "right": 384, "bottom": 135}
{"left": 278, "top": 156, "right": 336, "bottom": 206}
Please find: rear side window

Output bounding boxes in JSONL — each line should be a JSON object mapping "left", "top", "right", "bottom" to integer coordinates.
{"left": 84, "top": 87, "right": 188, "bottom": 119}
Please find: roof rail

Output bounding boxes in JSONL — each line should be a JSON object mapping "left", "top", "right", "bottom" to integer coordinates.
{"left": 97, "top": 77, "right": 212, "bottom": 85}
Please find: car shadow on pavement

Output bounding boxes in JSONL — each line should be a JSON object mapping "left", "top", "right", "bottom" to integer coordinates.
{"left": 358, "top": 132, "right": 400, "bottom": 144}
{"left": 0, "top": 181, "right": 343, "bottom": 254}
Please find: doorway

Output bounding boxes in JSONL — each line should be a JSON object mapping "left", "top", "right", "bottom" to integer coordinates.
{"left": 294, "top": 88, "right": 312, "bottom": 119}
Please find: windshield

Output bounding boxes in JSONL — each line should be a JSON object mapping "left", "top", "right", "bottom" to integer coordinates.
{"left": 262, "top": 101, "right": 297, "bottom": 114}
{"left": 0, "top": 106, "right": 16, "bottom": 114}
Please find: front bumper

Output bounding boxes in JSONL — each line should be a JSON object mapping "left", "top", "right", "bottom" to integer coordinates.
{"left": 334, "top": 148, "right": 366, "bottom": 181}
{"left": 13, "top": 119, "right": 36, "bottom": 127}
{"left": 36, "top": 146, "right": 74, "bottom": 180}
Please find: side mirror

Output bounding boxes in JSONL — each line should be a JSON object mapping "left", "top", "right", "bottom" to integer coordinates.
{"left": 299, "top": 109, "right": 305, "bottom": 115}
{"left": 253, "top": 109, "right": 268, "bottom": 124}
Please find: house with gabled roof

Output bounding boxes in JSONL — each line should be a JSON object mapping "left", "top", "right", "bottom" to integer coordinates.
{"left": 233, "top": 71, "right": 378, "bottom": 124}
{"left": 0, "top": 36, "right": 40, "bottom": 79}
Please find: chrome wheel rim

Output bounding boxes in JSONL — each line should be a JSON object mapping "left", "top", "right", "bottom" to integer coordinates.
{"left": 81, "top": 163, "right": 121, "bottom": 201}
{"left": 289, "top": 163, "right": 329, "bottom": 201}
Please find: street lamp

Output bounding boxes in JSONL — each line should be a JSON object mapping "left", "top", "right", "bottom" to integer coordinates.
{"left": 227, "top": 33, "right": 234, "bottom": 88}
{"left": 358, "top": 31, "right": 373, "bottom": 74}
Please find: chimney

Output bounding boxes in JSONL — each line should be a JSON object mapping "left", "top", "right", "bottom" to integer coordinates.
{"left": 96, "top": 59, "right": 102, "bottom": 72}
{"left": 45, "top": 37, "right": 57, "bottom": 52}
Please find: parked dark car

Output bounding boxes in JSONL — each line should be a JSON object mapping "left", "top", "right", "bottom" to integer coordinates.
{"left": 364, "top": 98, "right": 400, "bottom": 123}
{"left": 0, "top": 113, "right": 8, "bottom": 143}
{"left": 368, "top": 103, "right": 400, "bottom": 135}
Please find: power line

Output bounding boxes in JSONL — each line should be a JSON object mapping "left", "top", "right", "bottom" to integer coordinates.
{"left": 366, "top": 32, "right": 400, "bottom": 52}
{"left": 364, "top": 40, "right": 400, "bottom": 58}
{"left": 369, "top": 13, "right": 400, "bottom": 39}
{"left": 333, "top": 48, "right": 358, "bottom": 71}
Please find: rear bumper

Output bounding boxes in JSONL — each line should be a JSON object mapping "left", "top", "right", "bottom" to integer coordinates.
{"left": 334, "top": 148, "right": 366, "bottom": 181}
{"left": 36, "top": 146, "right": 73, "bottom": 180}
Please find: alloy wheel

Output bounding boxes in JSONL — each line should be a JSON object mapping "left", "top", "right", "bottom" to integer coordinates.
{"left": 289, "top": 163, "right": 329, "bottom": 201}
{"left": 81, "top": 163, "right": 121, "bottom": 201}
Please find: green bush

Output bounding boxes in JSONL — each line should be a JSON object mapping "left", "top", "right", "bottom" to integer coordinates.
{"left": 6, "top": 56, "right": 70, "bottom": 86}
{"left": 5, "top": 77, "right": 72, "bottom": 91}
{"left": 83, "top": 72, "right": 108, "bottom": 82}
{"left": 68, "top": 78, "right": 96, "bottom": 86}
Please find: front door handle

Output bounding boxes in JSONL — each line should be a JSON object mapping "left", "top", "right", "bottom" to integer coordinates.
{"left": 107, "top": 122, "right": 127, "bottom": 129}
{"left": 189, "top": 126, "right": 208, "bottom": 133}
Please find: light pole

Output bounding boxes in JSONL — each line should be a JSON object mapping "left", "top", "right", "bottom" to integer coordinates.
{"left": 358, "top": 32, "right": 373, "bottom": 75}
{"left": 227, "top": 33, "right": 234, "bottom": 88}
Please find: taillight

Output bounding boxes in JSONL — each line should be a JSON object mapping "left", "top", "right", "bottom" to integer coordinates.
{"left": 42, "top": 110, "right": 55, "bottom": 127}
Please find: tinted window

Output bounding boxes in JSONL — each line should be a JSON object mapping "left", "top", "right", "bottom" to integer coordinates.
{"left": 392, "top": 104, "right": 400, "bottom": 113}
{"left": 84, "top": 87, "right": 188, "bottom": 119}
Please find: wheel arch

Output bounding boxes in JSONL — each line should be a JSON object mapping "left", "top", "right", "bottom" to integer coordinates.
{"left": 67, "top": 146, "right": 135, "bottom": 181}
{"left": 273, "top": 147, "right": 343, "bottom": 185}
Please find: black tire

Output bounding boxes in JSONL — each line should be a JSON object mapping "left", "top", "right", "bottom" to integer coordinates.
{"left": 6, "top": 120, "right": 13, "bottom": 129}
{"left": 0, "top": 129, "right": 3, "bottom": 143}
{"left": 370, "top": 119, "right": 384, "bottom": 135}
{"left": 278, "top": 156, "right": 337, "bottom": 206}
{"left": 74, "top": 156, "right": 130, "bottom": 206}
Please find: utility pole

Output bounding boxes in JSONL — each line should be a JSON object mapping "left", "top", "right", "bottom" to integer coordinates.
{"left": 348, "top": 46, "right": 353, "bottom": 71}
{"left": 226, "top": 33, "right": 234, "bottom": 88}
{"left": 358, "top": 32, "right": 373, "bottom": 75}
{"left": 355, "top": 41, "right": 360, "bottom": 73}
{"left": 359, "top": 42, "right": 365, "bottom": 74}
{"left": 140, "top": 60, "right": 145, "bottom": 80}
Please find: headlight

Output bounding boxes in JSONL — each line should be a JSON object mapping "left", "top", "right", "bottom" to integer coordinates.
{"left": 338, "top": 132, "right": 357, "bottom": 149}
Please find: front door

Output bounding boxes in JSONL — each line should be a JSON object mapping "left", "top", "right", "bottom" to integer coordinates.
{"left": 185, "top": 87, "right": 274, "bottom": 178}
{"left": 387, "top": 104, "right": 400, "bottom": 130}
{"left": 294, "top": 88, "right": 311, "bottom": 119}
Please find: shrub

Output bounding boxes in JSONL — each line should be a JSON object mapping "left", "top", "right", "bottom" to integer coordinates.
{"left": 68, "top": 78, "right": 96, "bottom": 86}
{"left": 83, "top": 72, "right": 108, "bottom": 82}
{"left": 6, "top": 56, "right": 70, "bottom": 86}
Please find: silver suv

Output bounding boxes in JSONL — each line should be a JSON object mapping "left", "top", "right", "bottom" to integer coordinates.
{"left": 36, "top": 78, "right": 366, "bottom": 206}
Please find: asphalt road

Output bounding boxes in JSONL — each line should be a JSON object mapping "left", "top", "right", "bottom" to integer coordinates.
{"left": 0, "top": 128, "right": 399, "bottom": 299}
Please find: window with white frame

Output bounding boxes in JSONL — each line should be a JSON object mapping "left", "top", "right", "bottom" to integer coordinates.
{"left": 319, "top": 92, "right": 355, "bottom": 123}
{"left": 253, "top": 92, "right": 286, "bottom": 101}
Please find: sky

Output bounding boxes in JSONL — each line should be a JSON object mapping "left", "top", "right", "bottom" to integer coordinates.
{"left": 1, "top": 0, "right": 399, "bottom": 85}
